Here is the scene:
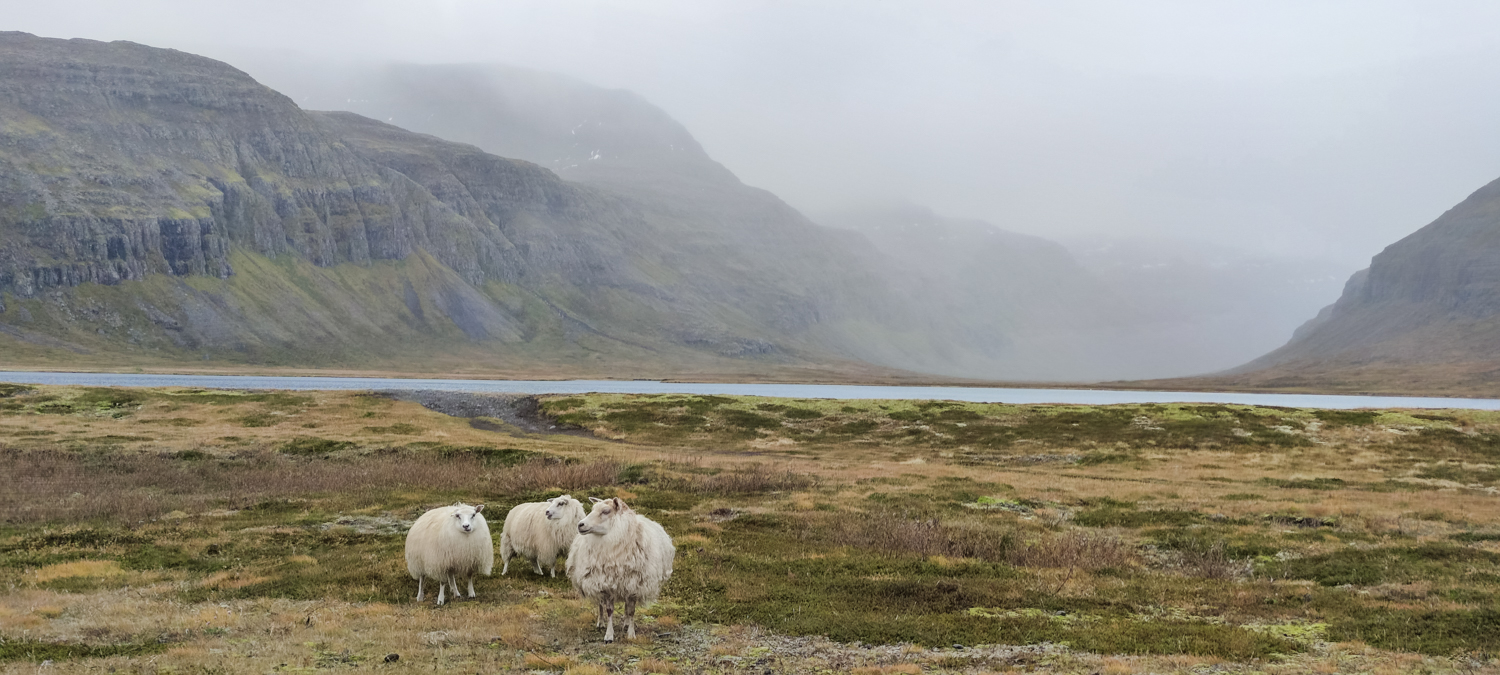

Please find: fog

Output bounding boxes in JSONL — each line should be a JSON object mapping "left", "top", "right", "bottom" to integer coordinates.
{"left": 10, "top": 1, "right": 1500, "bottom": 375}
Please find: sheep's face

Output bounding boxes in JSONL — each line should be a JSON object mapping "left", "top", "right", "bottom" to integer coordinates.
{"left": 451, "top": 503, "right": 485, "bottom": 534}
{"left": 544, "top": 495, "right": 576, "bottom": 521}
{"left": 577, "top": 497, "right": 628, "bottom": 536}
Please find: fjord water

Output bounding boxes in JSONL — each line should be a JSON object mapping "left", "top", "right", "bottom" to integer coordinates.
{"left": 0, "top": 371, "right": 1496, "bottom": 410}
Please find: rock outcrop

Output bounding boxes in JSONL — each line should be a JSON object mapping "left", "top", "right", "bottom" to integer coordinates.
{"left": 1219, "top": 177, "right": 1500, "bottom": 393}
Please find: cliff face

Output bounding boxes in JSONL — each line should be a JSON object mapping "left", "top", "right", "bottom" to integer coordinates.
{"left": 1224, "top": 176, "right": 1500, "bottom": 392}
{"left": 0, "top": 34, "right": 798, "bottom": 367}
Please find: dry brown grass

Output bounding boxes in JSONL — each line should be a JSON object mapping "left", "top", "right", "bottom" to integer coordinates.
{"left": 490, "top": 458, "right": 624, "bottom": 494}
{"left": 833, "top": 513, "right": 1011, "bottom": 560}
{"left": 850, "top": 665, "right": 922, "bottom": 675}
{"left": 1006, "top": 530, "right": 1133, "bottom": 571}
{"left": 637, "top": 657, "right": 679, "bottom": 674}
{"left": 562, "top": 665, "right": 608, "bottom": 675}
{"left": 524, "top": 651, "right": 575, "bottom": 670}
{"left": 664, "top": 463, "right": 816, "bottom": 495}
{"left": 0, "top": 448, "right": 623, "bottom": 525}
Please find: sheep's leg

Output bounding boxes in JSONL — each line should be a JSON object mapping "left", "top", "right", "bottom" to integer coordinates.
{"left": 466, "top": 574, "right": 476, "bottom": 599}
{"left": 448, "top": 574, "right": 460, "bottom": 601}
{"left": 533, "top": 557, "right": 544, "bottom": 575}
{"left": 624, "top": 598, "right": 637, "bottom": 640}
{"left": 602, "top": 600, "right": 616, "bottom": 643}
{"left": 540, "top": 552, "right": 556, "bottom": 577}
{"left": 595, "top": 600, "right": 605, "bottom": 628}
{"left": 416, "top": 577, "right": 425, "bottom": 602}
{"left": 500, "top": 546, "right": 510, "bottom": 575}
{"left": 436, "top": 580, "right": 446, "bottom": 606}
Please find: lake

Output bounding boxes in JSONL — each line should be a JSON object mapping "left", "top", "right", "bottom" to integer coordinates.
{"left": 0, "top": 371, "right": 1495, "bottom": 410}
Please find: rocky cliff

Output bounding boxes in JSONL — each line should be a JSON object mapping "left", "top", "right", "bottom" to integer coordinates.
{"left": 0, "top": 33, "right": 842, "bottom": 370}
{"left": 1212, "top": 177, "right": 1500, "bottom": 393}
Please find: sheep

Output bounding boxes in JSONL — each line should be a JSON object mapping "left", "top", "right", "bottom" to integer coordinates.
{"left": 404, "top": 502, "right": 493, "bottom": 606}
{"left": 566, "top": 497, "right": 675, "bottom": 642}
{"left": 499, "top": 494, "right": 587, "bottom": 577}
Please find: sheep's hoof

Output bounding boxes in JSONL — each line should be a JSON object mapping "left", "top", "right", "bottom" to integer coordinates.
{"left": 603, "top": 638, "right": 613, "bottom": 644}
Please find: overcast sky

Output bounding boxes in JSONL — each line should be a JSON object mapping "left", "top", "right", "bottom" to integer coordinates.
{"left": 10, "top": 1, "right": 1500, "bottom": 267}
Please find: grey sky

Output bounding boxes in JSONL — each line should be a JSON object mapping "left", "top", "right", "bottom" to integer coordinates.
{"left": 9, "top": 1, "right": 1500, "bottom": 267}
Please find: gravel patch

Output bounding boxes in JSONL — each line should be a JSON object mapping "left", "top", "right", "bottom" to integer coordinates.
{"left": 378, "top": 390, "right": 593, "bottom": 438}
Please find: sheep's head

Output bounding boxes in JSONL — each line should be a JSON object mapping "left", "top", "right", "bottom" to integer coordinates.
{"left": 577, "top": 497, "right": 630, "bottom": 536}
{"left": 451, "top": 502, "right": 485, "bottom": 534}
{"left": 544, "top": 495, "right": 577, "bottom": 521}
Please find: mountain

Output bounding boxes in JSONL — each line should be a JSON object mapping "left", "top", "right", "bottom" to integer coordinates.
{"left": 237, "top": 61, "right": 985, "bottom": 373}
{"left": 0, "top": 32, "right": 884, "bottom": 375}
{"left": 249, "top": 62, "right": 1241, "bottom": 381}
{"left": 0, "top": 33, "right": 1016, "bottom": 381}
{"left": 1164, "top": 177, "right": 1500, "bottom": 395}
{"left": 5, "top": 34, "right": 1286, "bottom": 382}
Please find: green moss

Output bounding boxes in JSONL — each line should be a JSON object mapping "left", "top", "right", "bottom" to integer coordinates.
{"left": 427, "top": 445, "right": 537, "bottom": 466}
{"left": 1265, "top": 544, "right": 1500, "bottom": 586}
{"left": 1075, "top": 504, "right": 1204, "bottom": 528}
{"left": 0, "top": 384, "right": 32, "bottom": 398}
{"left": 1312, "top": 410, "right": 1379, "bottom": 426}
{"left": 236, "top": 413, "right": 281, "bottom": 427}
{"left": 363, "top": 422, "right": 422, "bottom": 435}
{"left": 1417, "top": 463, "right": 1500, "bottom": 485}
{"left": 1258, "top": 477, "right": 1348, "bottom": 490}
{"left": 279, "top": 437, "right": 355, "bottom": 456}
{"left": 0, "top": 640, "right": 169, "bottom": 663}
{"left": 1329, "top": 608, "right": 1500, "bottom": 655}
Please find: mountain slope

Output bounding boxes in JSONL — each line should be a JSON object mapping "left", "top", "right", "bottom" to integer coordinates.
{"left": 0, "top": 32, "right": 912, "bottom": 375}
{"left": 252, "top": 61, "right": 1221, "bottom": 381}
{"left": 1174, "top": 177, "right": 1500, "bottom": 394}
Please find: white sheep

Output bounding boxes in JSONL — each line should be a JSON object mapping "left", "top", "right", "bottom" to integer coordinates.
{"left": 566, "top": 497, "right": 675, "bottom": 642}
{"left": 499, "top": 494, "right": 587, "bottom": 577}
{"left": 404, "top": 502, "right": 493, "bottom": 606}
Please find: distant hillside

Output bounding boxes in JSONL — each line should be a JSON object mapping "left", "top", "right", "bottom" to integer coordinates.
{"left": 1066, "top": 237, "right": 1349, "bottom": 376}
{"left": 1160, "top": 177, "right": 1500, "bottom": 395}
{"left": 3, "top": 35, "right": 1277, "bottom": 382}
{"left": 255, "top": 62, "right": 1235, "bottom": 380}
{"left": 820, "top": 205, "right": 1275, "bottom": 380}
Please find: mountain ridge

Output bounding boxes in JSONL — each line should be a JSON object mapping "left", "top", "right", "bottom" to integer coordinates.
{"left": 1133, "top": 176, "right": 1500, "bottom": 396}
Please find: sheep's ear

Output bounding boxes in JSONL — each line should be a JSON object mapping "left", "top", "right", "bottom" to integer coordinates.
{"left": 612, "top": 497, "right": 625, "bottom": 510}
{"left": 560, "top": 494, "right": 572, "bottom": 501}
{"left": 589, "top": 497, "right": 603, "bottom": 504}
{"left": 474, "top": 504, "right": 485, "bottom": 513}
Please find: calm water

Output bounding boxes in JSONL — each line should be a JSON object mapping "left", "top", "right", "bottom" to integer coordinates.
{"left": 0, "top": 371, "right": 1495, "bottom": 410}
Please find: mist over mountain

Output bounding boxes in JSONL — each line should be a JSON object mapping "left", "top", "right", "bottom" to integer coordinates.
{"left": 230, "top": 59, "right": 1241, "bottom": 381}
{"left": 1146, "top": 176, "right": 1500, "bottom": 394}
{"left": 0, "top": 33, "right": 1427, "bottom": 386}
{"left": 0, "top": 33, "right": 1034, "bottom": 380}
{"left": 1065, "top": 238, "right": 1350, "bottom": 375}
{"left": 0, "top": 33, "right": 898, "bottom": 375}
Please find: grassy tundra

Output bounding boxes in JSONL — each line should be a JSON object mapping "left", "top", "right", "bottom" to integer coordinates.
{"left": 3, "top": 385, "right": 1500, "bottom": 673}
